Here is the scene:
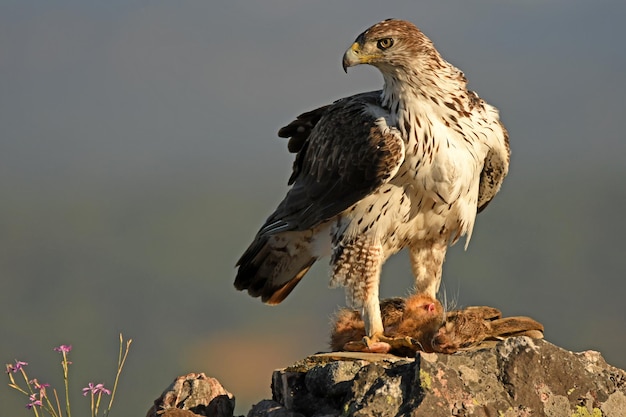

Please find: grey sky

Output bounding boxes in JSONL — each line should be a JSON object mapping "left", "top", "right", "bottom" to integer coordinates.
{"left": 1, "top": 0, "right": 625, "bottom": 189}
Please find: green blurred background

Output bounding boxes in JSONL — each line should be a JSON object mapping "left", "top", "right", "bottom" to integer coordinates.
{"left": 1, "top": 1, "right": 625, "bottom": 416}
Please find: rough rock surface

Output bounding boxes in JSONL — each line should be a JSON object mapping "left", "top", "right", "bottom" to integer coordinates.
{"left": 147, "top": 338, "right": 626, "bottom": 416}
{"left": 249, "top": 338, "right": 626, "bottom": 417}
{"left": 146, "top": 372, "right": 235, "bottom": 417}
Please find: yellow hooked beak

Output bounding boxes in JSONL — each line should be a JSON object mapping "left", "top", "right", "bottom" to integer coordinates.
{"left": 342, "top": 41, "right": 381, "bottom": 72}
{"left": 342, "top": 42, "right": 363, "bottom": 72}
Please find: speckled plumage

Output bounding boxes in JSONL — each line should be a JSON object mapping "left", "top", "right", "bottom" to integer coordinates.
{"left": 235, "top": 19, "right": 510, "bottom": 338}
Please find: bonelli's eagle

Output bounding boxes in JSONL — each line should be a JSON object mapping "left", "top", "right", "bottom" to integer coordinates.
{"left": 235, "top": 19, "right": 510, "bottom": 347}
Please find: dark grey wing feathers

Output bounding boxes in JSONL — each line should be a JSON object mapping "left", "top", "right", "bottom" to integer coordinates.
{"left": 258, "top": 91, "right": 404, "bottom": 235}
{"left": 477, "top": 121, "right": 510, "bottom": 213}
{"left": 278, "top": 104, "right": 330, "bottom": 154}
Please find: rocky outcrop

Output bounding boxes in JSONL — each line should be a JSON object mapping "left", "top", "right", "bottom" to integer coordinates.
{"left": 147, "top": 338, "right": 626, "bottom": 417}
{"left": 257, "top": 337, "right": 626, "bottom": 417}
{"left": 146, "top": 372, "right": 235, "bottom": 417}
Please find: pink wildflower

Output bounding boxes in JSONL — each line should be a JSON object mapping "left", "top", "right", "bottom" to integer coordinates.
{"left": 26, "top": 393, "right": 42, "bottom": 409}
{"left": 6, "top": 360, "right": 28, "bottom": 374}
{"left": 53, "top": 345, "right": 72, "bottom": 353}
{"left": 82, "top": 382, "right": 111, "bottom": 396}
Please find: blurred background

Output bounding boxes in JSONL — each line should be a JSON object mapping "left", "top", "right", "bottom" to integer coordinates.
{"left": 1, "top": 0, "right": 625, "bottom": 415}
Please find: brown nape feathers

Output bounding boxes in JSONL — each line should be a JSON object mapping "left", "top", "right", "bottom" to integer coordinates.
{"left": 330, "top": 294, "right": 544, "bottom": 356}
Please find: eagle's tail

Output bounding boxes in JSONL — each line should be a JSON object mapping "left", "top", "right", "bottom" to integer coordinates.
{"left": 235, "top": 233, "right": 317, "bottom": 305}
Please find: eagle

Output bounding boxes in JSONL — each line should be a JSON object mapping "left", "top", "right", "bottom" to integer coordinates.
{"left": 235, "top": 19, "right": 510, "bottom": 347}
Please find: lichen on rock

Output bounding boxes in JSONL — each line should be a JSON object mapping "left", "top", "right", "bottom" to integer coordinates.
{"left": 148, "top": 338, "right": 626, "bottom": 416}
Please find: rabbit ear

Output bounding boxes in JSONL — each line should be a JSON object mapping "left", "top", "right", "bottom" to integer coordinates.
{"left": 462, "top": 306, "right": 502, "bottom": 321}
{"left": 488, "top": 316, "right": 544, "bottom": 339}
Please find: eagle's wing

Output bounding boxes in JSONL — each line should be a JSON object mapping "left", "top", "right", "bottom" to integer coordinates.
{"left": 278, "top": 104, "right": 330, "bottom": 155}
{"left": 259, "top": 91, "right": 405, "bottom": 235}
{"left": 477, "top": 120, "right": 510, "bottom": 213}
{"left": 235, "top": 91, "right": 404, "bottom": 302}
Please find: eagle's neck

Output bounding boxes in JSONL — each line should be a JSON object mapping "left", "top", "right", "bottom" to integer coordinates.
{"left": 380, "top": 60, "right": 468, "bottom": 146}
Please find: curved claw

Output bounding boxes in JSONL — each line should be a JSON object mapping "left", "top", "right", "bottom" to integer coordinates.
{"left": 344, "top": 339, "right": 391, "bottom": 353}
{"left": 377, "top": 334, "right": 424, "bottom": 351}
{"left": 345, "top": 333, "right": 424, "bottom": 354}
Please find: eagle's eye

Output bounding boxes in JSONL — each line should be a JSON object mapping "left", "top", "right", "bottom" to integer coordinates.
{"left": 376, "top": 38, "right": 394, "bottom": 50}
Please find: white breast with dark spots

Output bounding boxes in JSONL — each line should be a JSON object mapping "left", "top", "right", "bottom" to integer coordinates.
{"left": 339, "top": 111, "right": 488, "bottom": 256}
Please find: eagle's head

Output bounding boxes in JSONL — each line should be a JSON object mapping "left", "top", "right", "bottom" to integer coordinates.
{"left": 343, "top": 19, "right": 467, "bottom": 107}
{"left": 346, "top": 19, "right": 443, "bottom": 70}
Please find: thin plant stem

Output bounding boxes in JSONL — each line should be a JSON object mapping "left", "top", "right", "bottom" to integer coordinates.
{"left": 28, "top": 393, "right": 41, "bottom": 417}
{"left": 7, "top": 383, "right": 30, "bottom": 396}
{"left": 19, "top": 368, "right": 34, "bottom": 395}
{"left": 7, "top": 377, "right": 30, "bottom": 397}
{"left": 60, "top": 352, "right": 71, "bottom": 417}
{"left": 30, "top": 402, "right": 41, "bottom": 417}
{"left": 17, "top": 369, "right": 41, "bottom": 417}
{"left": 104, "top": 334, "right": 132, "bottom": 416}
{"left": 90, "top": 392, "right": 95, "bottom": 417}
{"left": 39, "top": 387, "right": 60, "bottom": 417}
{"left": 94, "top": 392, "right": 102, "bottom": 417}
{"left": 53, "top": 388, "right": 64, "bottom": 417}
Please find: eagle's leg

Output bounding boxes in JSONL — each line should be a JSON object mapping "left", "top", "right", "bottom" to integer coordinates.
{"left": 331, "top": 236, "right": 424, "bottom": 353}
{"left": 331, "top": 237, "right": 385, "bottom": 341}
{"left": 409, "top": 240, "right": 448, "bottom": 298}
{"left": 331, "top": 237, "right": 437, "bottom": 353}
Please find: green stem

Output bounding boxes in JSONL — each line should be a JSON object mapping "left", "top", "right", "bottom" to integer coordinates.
{"left": 53, "top": 388, "right": 64, "bottom": 417}
{"left": 61, "top": 352, "right": 71, "bottom": 417}
{"left": 17, "top": 369, "right": 40, "bottom": 417}
{"left": 19, "top": 368, "right": 33, "bottom": 395}
{"left": 40, "top": 388, "right": 60, "bottom": 417}
{"left": 104, "top": 334, "right": 132, "bottom": 416}
{"left": 31, "top": 403, "right": 41, "bottom": 417}
{"left": 94, "top": 392, "right": 101, "bottom": 417}
{"left": 7, "top": 382, "right": 30, "bottom": 397}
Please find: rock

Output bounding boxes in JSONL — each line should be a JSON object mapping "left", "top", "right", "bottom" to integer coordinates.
{"left": 247, "top": 400, "right": 305, "bottom": 417}
{"left": 159, "top": 411, "right": 204, "bottom": 417}
{"left": 146, "top": 372, "right": 235, "bottom": 417}
{"left": 148, "top": 338, "right": 626, "bottom": 416}
{"left": 263, "top": 338, "right": 626, "bottom": 417}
